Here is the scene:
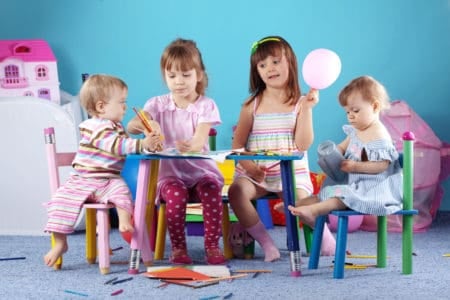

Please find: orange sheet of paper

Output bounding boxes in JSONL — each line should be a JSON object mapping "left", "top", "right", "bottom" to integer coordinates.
{"left": 143, "top": 267, "right": 216, "bottom": 288}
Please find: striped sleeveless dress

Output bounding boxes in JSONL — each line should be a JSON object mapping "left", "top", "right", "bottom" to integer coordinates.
{"left": 234, "top": 98, "right": 313, "bottom": 194}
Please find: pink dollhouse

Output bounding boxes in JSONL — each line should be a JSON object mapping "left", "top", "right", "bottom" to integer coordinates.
{"left": 0, "top": 39, "right": 60, "bottom": 104}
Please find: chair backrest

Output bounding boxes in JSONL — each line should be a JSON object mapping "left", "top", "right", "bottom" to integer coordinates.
{"left": 44, "top": 127, "right": 76, "bottom": 194}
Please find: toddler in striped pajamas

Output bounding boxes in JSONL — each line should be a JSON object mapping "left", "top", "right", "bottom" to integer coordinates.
{"left": 44, "top": 74, "right": 162, "bottom": 268}
{"left": 288, "top": 76, "right": 403, "bottom": 225}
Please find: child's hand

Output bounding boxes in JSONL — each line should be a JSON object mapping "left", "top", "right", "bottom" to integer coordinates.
{"left": 302, "top": 89, "right": 319, "bottom": 109}
{"left": 175, "top": 140, "right": 193, "bottom": 153}
{"left": 148, "top": 120, "right": 162, "bottom": 134}
{"left": 142, "top": 132, "right": 163, "bottom": 152}
{"left": 246, "top": 165, "right": 266, "bottom": 183}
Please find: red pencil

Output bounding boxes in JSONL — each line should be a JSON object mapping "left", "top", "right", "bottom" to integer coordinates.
{"left": 111, "top": 289, "right": 123, "bottom": 296}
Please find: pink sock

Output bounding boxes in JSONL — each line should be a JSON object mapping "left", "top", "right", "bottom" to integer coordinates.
{"left": 320, "top": 223, "right": 336, "bottom": 256}
{"left": 246, "top": 221, "right": 280, "bottom": 262}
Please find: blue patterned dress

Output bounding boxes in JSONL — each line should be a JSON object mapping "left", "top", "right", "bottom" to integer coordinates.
{"left": 318, "top": 125, "right": 403, "bottom": 215}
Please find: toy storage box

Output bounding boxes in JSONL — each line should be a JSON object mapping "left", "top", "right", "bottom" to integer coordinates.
{"left": 0, "top": 39, "right": 60, "bottom": 104}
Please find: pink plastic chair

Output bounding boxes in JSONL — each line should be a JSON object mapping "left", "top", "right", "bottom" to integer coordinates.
{"left": 44, "top": 127, "right": 113, "bottom": 274}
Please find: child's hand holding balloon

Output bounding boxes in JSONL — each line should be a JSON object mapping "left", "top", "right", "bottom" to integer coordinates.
{"left": 302, "top": 88, "right": 319, "bottom": 109}
{"left": 302, "top": 48, "right": 342, "bottom": 92}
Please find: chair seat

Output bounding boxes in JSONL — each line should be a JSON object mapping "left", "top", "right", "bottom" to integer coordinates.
{"left": 330, "top": 209, "right": 418, "bottom": 217}
{"left": 83, "top": 203, "right": 114, "bottom": 209}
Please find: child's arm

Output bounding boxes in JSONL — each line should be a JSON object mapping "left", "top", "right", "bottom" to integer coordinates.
{"left": 175, "top": 122, "right": 211, "bottom": 153}
{"left": 294, "top": 90, "right": 319, "bottom": 151}
{"left": 337, "top": 137, "right": 350, "bottom": 154}
{"left": 232, "top": 103, "right": 265, "bottom": 182}
{"left": 341, "top": 159, "right": 390, "bottom": 174}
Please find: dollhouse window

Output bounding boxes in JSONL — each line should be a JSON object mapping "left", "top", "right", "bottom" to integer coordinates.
{"left": 15, "top": 45, "right": 31, "bottom": 54}
{"left": 5, "top": 65, "right": 19, "bottom": 79}
{"left": 38, "top": 88, "right": 51, "bottom": 100}
{"left": 35, "top": 65, "right": 49, "bottom": 80}
{"left": 24, "top": 91, "right": 34, "bottom": 97}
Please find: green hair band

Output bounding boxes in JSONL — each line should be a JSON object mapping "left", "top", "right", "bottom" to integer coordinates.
{"left": 250, "top": 37, "right": 281, "bottom": 55}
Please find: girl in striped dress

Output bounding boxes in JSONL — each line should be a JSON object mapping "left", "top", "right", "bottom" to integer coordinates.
{"left": 44, "top": 74, "right": 161, "bottom": 268}
{"left": 288, "top": 76, "right": 403, "bottom": 227}
{"left": 228, "top": 36, "right": 336, "bottom": 262}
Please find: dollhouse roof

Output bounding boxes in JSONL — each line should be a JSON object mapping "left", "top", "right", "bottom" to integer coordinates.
{"left": 0, "top": 39, "right": 56, "bottom": 62}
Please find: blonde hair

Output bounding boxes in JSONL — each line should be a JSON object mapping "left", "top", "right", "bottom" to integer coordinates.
{"left": 247, "top": 36, "right": 301, "bottom": 105}
{"left": 79, "top": 74, "right": 128, "bottom": 116}
{"left": 160, "top": 38, "right": 208, "bottom": 95}
{"left": 338, "top": 76, "right": 390, "bottom": 110}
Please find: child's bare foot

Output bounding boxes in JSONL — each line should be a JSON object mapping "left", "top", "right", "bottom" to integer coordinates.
{"left": 273, "top": 202, "right": 285, "bottom": 213}
{"left": 44, "top": 234, "right": 68, "bottom": 267}
{"left": 287, "top": 205, "right": 316, "bottom": 227}
{"left": 119, "top": 222, "right": 134, "bottom": 233}
{"left": 263, "top": 245, "right": 281, "bottom": 262}
{"left": 116, "top": 208, "right": 134, "bottom": 233}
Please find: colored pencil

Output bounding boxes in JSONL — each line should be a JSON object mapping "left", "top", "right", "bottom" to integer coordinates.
{"left": 0, "top": 256, "right": 26, "bottom": 261}
{"left": 112, "top": 277, "right": 133, "bottom": 285}
{"left": 104, "top": 277, "right": 118, "bottom": 285}
{"left": 133, "top": 107, "right": 153, "bottom": 133}
{"left": 111, "top": 289, "right": 124, "bottom": 296}
{"left": 64, "top": 290, "right": 88, "bottom": 297}
{"left": 233, "top": 269, "right": 272, "bottom": 273}
{"left": 346, "top": 254, "right": 377, "bottom": 259}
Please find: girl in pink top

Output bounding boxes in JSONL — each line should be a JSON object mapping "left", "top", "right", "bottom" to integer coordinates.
{"left": 128, "top": 38, "right": 225, "bottom": 265}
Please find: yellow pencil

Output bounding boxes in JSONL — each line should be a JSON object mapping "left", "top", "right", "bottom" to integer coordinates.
{"left": 133, "top": 107, "right": 153, "bottom": 133}
{"left": 233, "top": 270, "right": 272, "bottom": 273}
{"left": 199, "top": 273, "right": 248, "bottom": 283}
{"left": 346, "top": 255, "right": 377, "bottom": 259}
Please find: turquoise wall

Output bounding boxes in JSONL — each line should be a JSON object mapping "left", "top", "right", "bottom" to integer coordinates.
{"left": 2, "top": 0, "right": 450, "bottom": 209}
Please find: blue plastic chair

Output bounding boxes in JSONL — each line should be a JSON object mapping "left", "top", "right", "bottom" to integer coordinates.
{"left": 308, "top": 132, "right": 418, "bottom": 279}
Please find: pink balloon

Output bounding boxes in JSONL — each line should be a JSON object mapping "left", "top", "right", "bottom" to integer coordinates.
{"left": 302, "top": 48, "right": 342, "bottom": 90}
{"left": 328, "top": 214, "right": 363, "bottom": 233}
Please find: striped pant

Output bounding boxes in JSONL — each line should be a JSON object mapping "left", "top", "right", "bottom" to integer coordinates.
{"left": 44, "top": 175, "right": 133, "bottom": 234}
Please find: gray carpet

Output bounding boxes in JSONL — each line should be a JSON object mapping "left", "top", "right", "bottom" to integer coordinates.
{"left": 2, "top": 212, "right": 450, "bottom": 300}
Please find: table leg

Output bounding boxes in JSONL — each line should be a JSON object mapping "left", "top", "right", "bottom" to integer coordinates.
{"left": 280, "top": 160, "right": 301, "bottom": 277}
{"left": 128, "top": 160, "right": 151, "bottom": 274}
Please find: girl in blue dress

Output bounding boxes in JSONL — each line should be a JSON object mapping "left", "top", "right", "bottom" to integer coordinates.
{"left": 288, "top": 76, "right": 403, "bottom": 225}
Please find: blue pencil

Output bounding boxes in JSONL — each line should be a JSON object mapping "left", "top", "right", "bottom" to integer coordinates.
{"left": 64, "top": 290, "right": 88, "bottom": 297}
{"left": 0, "top": 257, "right": 26, "bottom": 261}
{"left": 112, "top": 277, "right": 133, "bottom": 285}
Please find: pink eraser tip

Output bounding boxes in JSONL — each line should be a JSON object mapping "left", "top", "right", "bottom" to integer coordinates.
{"left": 44, "top": 127, "right": 55, "bottom": 134}
{"left": 291, "top": 271, "right": 301, "bottom": 277}
{"left": 402, "top": 131, "right": 415, "bottom": 141}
